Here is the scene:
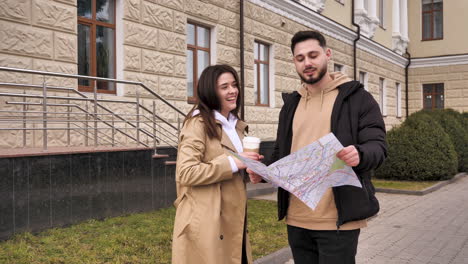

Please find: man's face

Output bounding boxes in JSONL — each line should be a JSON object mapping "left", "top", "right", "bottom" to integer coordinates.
{"left": 293, "top": 39, "right": 331, "bottom": 85}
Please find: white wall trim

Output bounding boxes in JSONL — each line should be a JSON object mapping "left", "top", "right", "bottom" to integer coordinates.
{"left": 269, "top": 43, "right": 276, "bottom": 108}
{"left": 396, "top": 82, "right": 402, "bottom": 117}
{"left": 359, "top": 70, "right": 369, "bottom": 91}
{"left": 248, "top": 0, "right": 408, "bottom": 68}
{"left": 115, "top": 0, "right": 124, "bottom": 96}
{"left": 410, "top": 54, "right": 468, "bottom": 68}
{"left": 211, "top": 26, "right": 218, "bottom": 65}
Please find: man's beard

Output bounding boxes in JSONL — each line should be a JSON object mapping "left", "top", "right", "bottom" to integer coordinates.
{"left": 299, "top": 65, "right": 327, "bottom": 85}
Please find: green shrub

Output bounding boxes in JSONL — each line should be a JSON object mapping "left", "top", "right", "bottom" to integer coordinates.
{"left": 422, "top": 109, "right": 468, "bottom": 172}
{"left": 376, "top": 112, "right": 458, "bottom": 181}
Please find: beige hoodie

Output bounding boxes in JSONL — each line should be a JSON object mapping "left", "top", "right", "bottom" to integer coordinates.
{"left": 286, "top": 72, "right": 367, "bottom": 230}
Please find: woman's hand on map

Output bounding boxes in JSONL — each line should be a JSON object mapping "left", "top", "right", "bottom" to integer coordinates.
{"left": 336, "top": 145, "right": 360, "bottom": 167}
{"left": 246, "top": 169, "right": 263, "bottom": 184}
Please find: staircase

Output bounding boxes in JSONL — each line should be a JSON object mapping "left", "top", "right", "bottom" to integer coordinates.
{"left": 0, "top": 66, "right": 186, "bottom": 160}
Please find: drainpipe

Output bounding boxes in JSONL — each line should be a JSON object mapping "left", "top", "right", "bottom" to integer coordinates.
{"left": 405, "top": 49, "right": 411, "bottom": 118}
{"left": 240, "top": 0, "right": 245, "bottom": 120}
{"left": 351, "top": 0, "right": 360, "bottom": 81}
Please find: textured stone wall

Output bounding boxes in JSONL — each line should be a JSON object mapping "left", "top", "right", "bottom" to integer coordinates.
{"left": 3, "top": 0, "right": 465, "bottom": 149}
{"left": 409, "top": 65, "right": 468, "bottom": 115}
{"left": 242, "top": 1, "right": 406, "bottom": 134}
{"left": 0, "top": 0, "right": 78, "bottom": 148}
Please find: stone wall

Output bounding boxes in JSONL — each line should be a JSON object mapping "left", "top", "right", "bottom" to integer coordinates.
{"left": 409, "top": 65, "right": 468, "bottom": 115}
{"left": 4, "top": 0, "right": 465, "bottom": 149}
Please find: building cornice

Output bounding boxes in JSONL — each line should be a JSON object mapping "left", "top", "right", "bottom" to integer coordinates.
{"left": 248, "top": 0, "right": 408, "bottom": 67}
{"left": 410, "top": 54, "right": 468, "bottom": 68}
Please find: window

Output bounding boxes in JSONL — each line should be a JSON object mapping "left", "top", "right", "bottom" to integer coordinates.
{"left": 187, "top": 22, "right": 211, "bottom": 102}
{"left": 379, "top": 78, "right": 387, "bottom": 116}
{"left": 78, "top": 0, "right": 116, "bottom": 93}
{"left": 359, "top": 71, "right": 368, "bottom": 91}
{"left": 422, "top": 0, "right": 443, "bottom": 40}
{"left": 423, "top": 83, "right": 444, "bottom": 109}
{"left": 334, "top": 63, "right": 344, "bottom": 73}
{"left": 396, "top": 83, "right": 402, "bottom": 117}
{"left": 378, "top": 0, "right": 385, "bottom": 28}
{"left": 254, "top": 41, "right": 270, "bottom": 106}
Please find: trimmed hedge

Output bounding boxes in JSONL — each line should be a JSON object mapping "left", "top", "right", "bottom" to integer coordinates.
{"left": 421, "top": 109, "right": 468, "bottom": 172}
{"left": 376, "top": 112, "right": 458, "bottom": 181}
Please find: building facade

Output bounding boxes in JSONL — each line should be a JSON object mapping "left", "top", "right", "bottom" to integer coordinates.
{"left": 0, "top": 0, "right": 467, "bottom": 149}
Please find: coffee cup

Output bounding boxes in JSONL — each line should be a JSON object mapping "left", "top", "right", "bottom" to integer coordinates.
{"left": 243, "top": 136, "right": 261, "bottom": 153}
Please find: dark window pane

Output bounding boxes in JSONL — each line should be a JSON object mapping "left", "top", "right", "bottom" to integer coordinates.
{"left": 433, "top": 2, "right": 443, "bottom": 10}
{"left": 434, "top": 11, "right": 443, "bottom": 38}
{"left": 197, "top": 26, "right": 210, "bottom": 48}
{"left": 96, "top": 26, "right": 115, "bottom": 91}
{"left": 78, "top": 24, "right": 90, "bottom": 86}
{"left": 423, "top": 84, "right": 432, "bottom": 93}
{"left": 422, "top": 2, "right": 432, "bottom": 12}
{"left": 424, "top": 94, "right": 432, "bottom": 109}
{"left": 422, "top": 13, "right": 432, "bottom": 39}
{"left": 197, "top": 50, "right": 209, "bottom": 79}
{"left": 436, "top": 94, "right": 444, "bottom": 108}
{"left": 187, "top": 23, "right": 195, "bottom": 45}
{"left": 78, "top": 0, "right": 92, "bottom": 18}
{"left": 187, "top": 50, "right": 194, "bottom": 97}
{"left": 96, "top": 0, "right": 115, "bottom": 23}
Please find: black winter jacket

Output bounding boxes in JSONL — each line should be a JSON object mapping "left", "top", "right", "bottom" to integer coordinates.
{"left": 269, "top": 80, "right": 387, "bottom": 228}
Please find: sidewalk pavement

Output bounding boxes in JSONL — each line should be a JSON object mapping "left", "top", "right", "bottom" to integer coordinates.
{"left": 249, "top": 173, "right": 468, "bottom": 264}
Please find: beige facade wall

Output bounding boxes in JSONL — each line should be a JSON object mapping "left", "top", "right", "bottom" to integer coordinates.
{"left": 408, "top": 64, "right": 468, "bottom": 114}
{"left": 372, "top": 0, "right": 393, "bottom": 50}
{"left": 408, "top": 0, "right": 468, "bottom": 57}
{"left": 2, "top": 0, "right": 465, "bottom": 150}
{"left": 244, "top": 1, "right": 405, "bottom": 134}
{"left": 321, "top": 0, "right": 352, "bottom": 29}
{"left": 0, "top": 0, "right": 78, "bottom": 149}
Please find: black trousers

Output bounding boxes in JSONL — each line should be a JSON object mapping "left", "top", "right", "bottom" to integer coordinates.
{"left": 287, "top": 225, "right": 360, "bottom": 264}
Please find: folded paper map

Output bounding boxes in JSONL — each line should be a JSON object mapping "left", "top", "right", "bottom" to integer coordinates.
{"left": 232, "top": 133, "right": 362, "bottom": 210}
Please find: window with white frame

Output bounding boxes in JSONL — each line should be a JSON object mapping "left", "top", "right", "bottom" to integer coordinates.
{"left": 254, "top": 41, "right": 270, "bottom": 106}
{"left": 359, "top": 71, "right": 368, "bottom": 91}
{"left": 187, "top": 22, "right": 211, "bottom": 103}
{"left": 396, "top": 82, "right": 402, "bottom": 117}
{"left": 379, "top": 77, "right": 387, "bottom": 116}
{"left": 334, "top": 63, "right": 344, "bottom": 73}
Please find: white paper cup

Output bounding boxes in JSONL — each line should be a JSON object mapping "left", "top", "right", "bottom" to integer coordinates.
{"left": 243, "top": 136, "right": 261, "bottom": 153}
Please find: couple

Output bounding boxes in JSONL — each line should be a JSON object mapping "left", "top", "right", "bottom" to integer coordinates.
{"left": 171, "top": 31, "right": 387, "bottom": 264}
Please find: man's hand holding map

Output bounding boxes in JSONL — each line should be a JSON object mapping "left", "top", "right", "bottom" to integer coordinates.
{"left": 232, "top": 133, "right": 362, "bottom": 210}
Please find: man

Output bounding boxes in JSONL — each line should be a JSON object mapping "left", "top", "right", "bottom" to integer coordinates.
{"left": 249, "top": 31, "right": 387, "bottom": 263}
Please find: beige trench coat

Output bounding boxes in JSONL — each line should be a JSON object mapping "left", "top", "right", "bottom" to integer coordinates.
{"left": 171, "top": 115, "right": 253, "bottom": 264}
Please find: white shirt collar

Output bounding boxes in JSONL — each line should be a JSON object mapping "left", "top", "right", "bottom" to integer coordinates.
{"left": 192, "top": 109, "right": 243, "bottom": 153}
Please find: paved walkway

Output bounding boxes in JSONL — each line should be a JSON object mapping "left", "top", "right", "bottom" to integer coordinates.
{"left": 254, "top": 175, "right": 468, "bottom": 264}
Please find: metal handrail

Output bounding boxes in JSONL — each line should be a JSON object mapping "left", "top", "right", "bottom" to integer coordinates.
{"left": 0, "top": 66, "right": 185, "bottom": 151}
{"left": 0, "top": 67, "right": 186, "bottom": 115}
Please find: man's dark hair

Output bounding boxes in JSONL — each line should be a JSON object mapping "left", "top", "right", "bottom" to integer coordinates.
{"left": 290, "top": 31, "right": 327, "bottom": 54}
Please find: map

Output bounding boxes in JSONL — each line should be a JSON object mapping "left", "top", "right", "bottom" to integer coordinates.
{"left": 232, "top": 133, "right": 362, "bottom": 210}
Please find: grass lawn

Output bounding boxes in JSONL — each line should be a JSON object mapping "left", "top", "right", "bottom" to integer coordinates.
{"left": 372, "top": 179, "right": 439, "bottom": 191}
{"left": 0, "top": 200, "right": 287, "bottom": 264}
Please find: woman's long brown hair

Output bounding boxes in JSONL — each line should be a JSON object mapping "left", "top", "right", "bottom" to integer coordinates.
{"left": 185, "top": 65, "right": 242, "bottom": 140}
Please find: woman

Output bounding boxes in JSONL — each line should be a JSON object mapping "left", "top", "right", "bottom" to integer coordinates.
{"left": 172, "top": 65, "right": 261, "bottom": 264}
